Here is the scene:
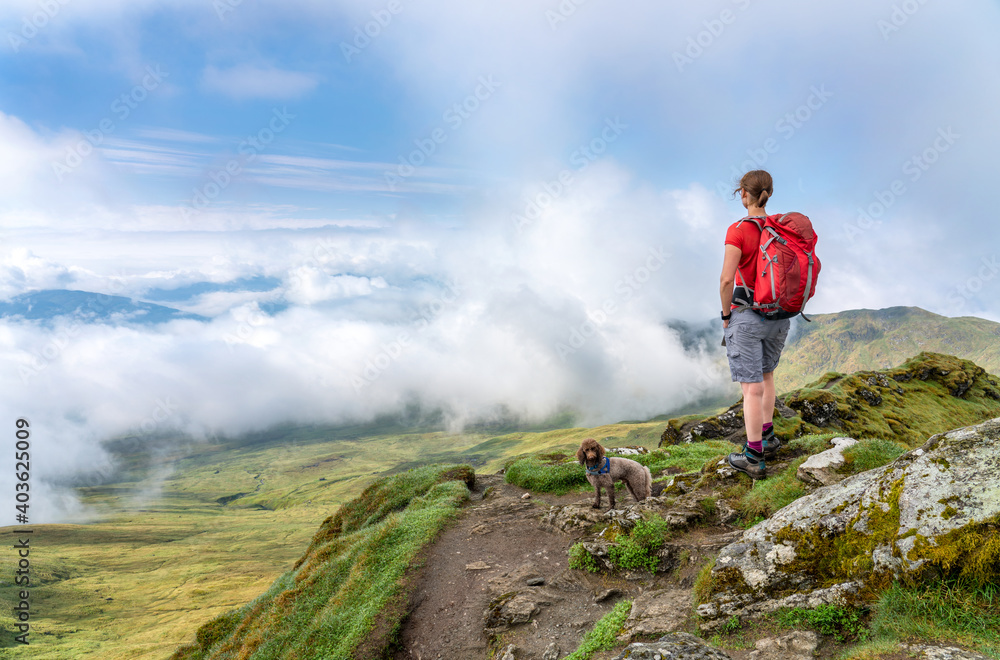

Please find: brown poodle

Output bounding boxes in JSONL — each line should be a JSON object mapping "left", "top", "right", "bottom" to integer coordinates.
{"left": 576, "top": 438, "right": 652, "bottom": 509}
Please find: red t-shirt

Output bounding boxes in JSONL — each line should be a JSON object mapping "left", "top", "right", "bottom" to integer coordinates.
{"left": 725, "top": 216, "right": 764, "bottom": 302}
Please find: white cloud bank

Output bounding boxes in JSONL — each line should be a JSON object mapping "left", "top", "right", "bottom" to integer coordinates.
{"left": 0, "top": 161, "right": 741, "bottom": 523}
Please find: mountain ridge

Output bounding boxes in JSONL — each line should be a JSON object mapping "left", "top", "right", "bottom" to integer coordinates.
{"left": 777, "top": 305, "right": 1000, "bottom": 391}
{"left": 0, "top": 289, "right": 208, "bottom": 324}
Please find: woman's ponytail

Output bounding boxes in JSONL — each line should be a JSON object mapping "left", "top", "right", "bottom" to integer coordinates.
{"left": 733, "top": 170, "right": 773, "bottom": 208}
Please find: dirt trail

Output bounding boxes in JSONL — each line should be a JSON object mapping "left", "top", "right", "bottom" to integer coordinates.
{"left": 391, "top": 474, "right": 738, "bottom": 660}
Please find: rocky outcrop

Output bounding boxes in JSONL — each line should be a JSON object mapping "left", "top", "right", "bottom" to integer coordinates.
{"left": 785, "top": 389, "right": 841, "bottom": 427}
{"left": 613, "top": 632, "right": 732, "bottom": 660}
{"left": 698, "top": 417, "right": 1000, "bottom": 629}
{"left": 543, "top": 501, "right": 609, "bottom": 533}
{"left": 796, "top": 437, "right": 857, "bottom": 486}
{"left": 662, "top": 353, "right": 1000, "bottom": 450}
{"left": 544, "top": 480, "right": 716, "bottom": 536}
{"left": 660, "top": 400, "right": 799, "bottom": 446}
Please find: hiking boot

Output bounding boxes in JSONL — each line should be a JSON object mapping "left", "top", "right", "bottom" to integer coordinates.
{"left": 761, "top": 429, "right": 782, "bottom": 459}
{"left": 727, "top": 448, "right": 767, "bottom": 480}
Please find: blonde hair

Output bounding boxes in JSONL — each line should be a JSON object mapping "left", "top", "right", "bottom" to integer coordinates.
{"left": 733, "top": 170, "right": 773, "bottom": 208}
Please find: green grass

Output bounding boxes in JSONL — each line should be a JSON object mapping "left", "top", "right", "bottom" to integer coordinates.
{"left": 504, "top": 456, "right": 588, "bottom": 494}
{"left": 706, "top": 615, "right": 757, "bottom": 651}
{"left": 503, "top": 441, "right": 734, "bottom": 495}
{"left": 7, "top": 350, "right": 998, "bottom": 660}
{"left": 774, "top": 604, "right": 869, "bottom": 642}
{"left": 564, "top": 599, "right": 632, "bottom": 660}
{"left": 786, "top": 432, "right": 839, "bottom": 456}
{"left": 569, "top": 516, "right": 672, "bottom": 574}
{"left": 737, "top": 457, "right": 808, "bottom": 519}
{"left": 633, "top": 441, "right": 734, "bottom": 475}
{"left": 693, "top": 557, "right": 716, "bottom": 605}
{"left": 839, "top": 438, "right": 907, "bottom": 475}
{"left": 477, "top": 421, "right": 669, "bottom": 473}
{"left": 568, "top": 543, "right": 600, "bottom": 573}
{"left": 854, "top": 579, "right": 1000, "bottom": 660}
{"left": 167, "top": 464, "right": 472, "bottom": 660}
{"left": 606, "top": 516, "right": 671, "bottom": 572}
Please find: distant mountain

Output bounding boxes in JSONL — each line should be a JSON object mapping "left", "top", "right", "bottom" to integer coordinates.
{"left": 143, "top": 275, "right": 281, "bottom": 303}
{"left": 778, "top": 306, "right": 1000, "bottom": 391}
{"left": 0, "top": 290, "right": 208, "bottom": 325}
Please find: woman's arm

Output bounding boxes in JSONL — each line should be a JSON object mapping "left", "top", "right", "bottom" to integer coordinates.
{"left": 720, "top": 244, "right": 742, "bottom": 328}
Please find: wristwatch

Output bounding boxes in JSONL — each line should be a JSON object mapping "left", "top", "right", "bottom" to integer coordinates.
{"left": 721, "top": 311, "right": 732, "bottom": 321}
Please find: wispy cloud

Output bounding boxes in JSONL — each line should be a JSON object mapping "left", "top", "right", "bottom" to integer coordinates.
{"left": 100, "top": 138, "right": 209, "bottom": 176}
{"left": 132, "top": 127, "right": 221, "bottom": 144}
{"left": 247, "top": 154, "right": 469, "bottom": 194}
{"left": 201, "top": 64, "right": 321, "bottom": 100}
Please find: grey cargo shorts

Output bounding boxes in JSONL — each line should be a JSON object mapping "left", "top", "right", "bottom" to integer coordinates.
{"left": 724, "top": 310, "right": 791, "bottom": 383}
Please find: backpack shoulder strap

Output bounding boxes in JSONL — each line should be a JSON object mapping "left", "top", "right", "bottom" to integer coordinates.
{"left": 736, "top": 216, "right": 764, "bottom": 231}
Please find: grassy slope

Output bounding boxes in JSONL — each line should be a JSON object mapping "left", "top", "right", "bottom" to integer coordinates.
{"left": 0, "top": 419, "right": 664, "bottom": 659}
{"left": 780, "top": 307, "right": 1000, "bottom": 391}
{"left": 169, "top": 465, "right": 475, "bottom": 660}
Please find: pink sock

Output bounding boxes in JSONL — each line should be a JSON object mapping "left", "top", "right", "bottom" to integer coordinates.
{"left": 763, "top": 422, "right": 773, "bottom": 434}
{"left": 748, "top": 440, "right": 763, "bottom": 453}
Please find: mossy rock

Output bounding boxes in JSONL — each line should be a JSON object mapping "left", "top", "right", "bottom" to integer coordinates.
{"left": 698, "top": 417, "right": 1000, "bottom": 628}
{"left": 670, "top": 353, "right": 1000, "bottom": 454}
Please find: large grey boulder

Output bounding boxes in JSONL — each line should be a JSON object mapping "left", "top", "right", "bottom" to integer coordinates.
{"left": 699, "top": 417, "right": 1000, "bottom": 629}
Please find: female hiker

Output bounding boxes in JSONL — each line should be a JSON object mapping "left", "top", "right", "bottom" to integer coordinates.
{"left": 719, "top": 170, "right": 789, "bottom": 480}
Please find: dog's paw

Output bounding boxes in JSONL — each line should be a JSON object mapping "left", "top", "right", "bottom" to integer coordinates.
{"left": 591, "top": 503, "right": 601, "bottom": 509}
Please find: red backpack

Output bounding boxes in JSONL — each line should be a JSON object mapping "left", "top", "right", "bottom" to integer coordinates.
{"left": 735, "top": 212, "right": 821, "bottom": 321}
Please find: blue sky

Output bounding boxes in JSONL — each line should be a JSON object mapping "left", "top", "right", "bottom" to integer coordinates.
{"left": 2, "top": 1, "right": 1000, "bottom": 520}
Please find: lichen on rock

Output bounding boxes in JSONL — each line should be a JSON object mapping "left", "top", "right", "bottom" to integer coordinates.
{"left": 699, "top": 417, "right": 1000, "bottom": 629}
{"left": 796, "top": 437, "right": 857, "bottom": 486}
{"left": 612, "top": 632, "right": 733, "bottom": 660}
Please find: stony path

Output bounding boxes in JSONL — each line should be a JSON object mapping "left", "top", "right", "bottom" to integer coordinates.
{"left": 391, "top": 474, "right": 739, "bottom": 660}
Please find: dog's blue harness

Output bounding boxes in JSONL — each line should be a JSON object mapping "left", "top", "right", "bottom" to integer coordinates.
{"left": 586, "top": 457, "right": 611, "bottom": 476}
